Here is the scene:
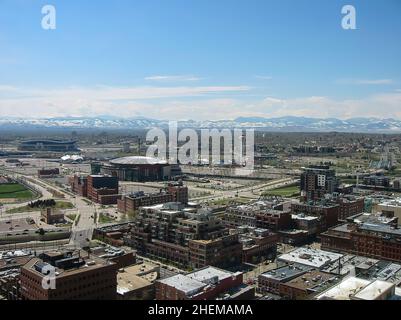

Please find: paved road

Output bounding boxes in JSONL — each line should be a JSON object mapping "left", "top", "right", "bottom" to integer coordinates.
{"left": 0, "top": 168, "right": 100, "bottom": 246}
{"left": 191, "top": 177, "right": 298, "bottom": 202}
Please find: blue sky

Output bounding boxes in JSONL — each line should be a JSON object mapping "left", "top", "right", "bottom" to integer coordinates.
{"left": 0, "top": 0, "right": 400, "bottom": 120}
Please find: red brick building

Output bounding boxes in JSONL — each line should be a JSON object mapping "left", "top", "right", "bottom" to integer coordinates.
{"left": 240, "top": 228, "right": 278, "bottom": 263}
{"left": 69, "top": 175, "right": 88, "bottom": 197}
{"left": 321, "top": 214, "right": 401, "bottom": 263}
{"left": 38, "top": 168, "right": 59, "bottom": 178}
{"left": 93, "top": 223, "right": 132, "bottom": 246}
{"left": 146, "top": 239, "right": 190, "bottom": 267}
{"left": 278, "top": 270, "right": 335, "bottom": 300}
{"left": 40, "top": 207, "right": 65, "bottom": 225}
{"left": 91, "top": 189, "right": 121, "bottom": 205}
{"left": 70, "top": 174, "right": 120, "bottom": 205}
{"left": 255, "top": 210, "right": 292, "bottom": 231}
{"left": 20, "top": 251, "right": 117, "bottom": 300}
{"left": 87, "top": 175, "right": 119, "bottom": 204}
{"left": 188, "top": 234, "right": 243, "bottom": 269}
{"left": 291, "top": 202, "right": 339, "bottom": 232}
{"left": 156, "top": 266, "right": 253, "bottom": 300}
{"left": 117, "top": 191, "right": 173, "bottom": 214}
{"left": 167, "top": 181, "right": 188, "bottom": 204}
{"left": 117, "top": 181, "right": 188, "bottom": 214}
{"left": 258, "top": 264, "right": 311, "bottom": 295}
{"left": 336, "top": 196, "right": 365, "bottom": 221}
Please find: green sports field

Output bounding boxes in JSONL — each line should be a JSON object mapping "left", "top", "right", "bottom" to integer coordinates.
{"left": 263, "top": 185, "right": 300, "bottom": 197}
{"left": 0, "top": 183, "right": 35, "bottom": 199}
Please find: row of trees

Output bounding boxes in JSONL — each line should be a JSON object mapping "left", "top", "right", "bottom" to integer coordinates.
{"left": 28, "top": 199, "right": 56, "bottom": 208}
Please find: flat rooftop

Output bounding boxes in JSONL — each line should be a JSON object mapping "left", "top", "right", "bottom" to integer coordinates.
{"left": 334, "top": 213, "right": 401, "bottom": 236}
{"left": 375, "top": 263, "right": 401, "bottom": 282}
{"left": 23, "top": 254, "right": 114, "bottom": 279}
{"left": 353, "top": 280, "right": 395, "bottom": 300}
{"left": 188, "top": 266, "right": 238, "bottom": 283}
{"left": 117, "top": 262, "right": 158, "bottom": 295}
{"left": 0, "top": 255, "right": 33, "bottom": 270}
{"left": 141, "top": 202, "right": 184, "bottom": 211}
{"left": 291, "top": 214, "right": 319, "bottom": 221}
{"left": 158, "top": 266, "right": 240, "bottom": 297}
{"left": 119, "top": 262, "right": 158, "bottom": 276}
{"left": 260, "top": 264, "right": 311, "bottom": 282}
{"left": 158, "top": 274, "right": 206, "bottom": 296}
{"left": 279, "top": 247, "right": 343, "bottom": 269}
{"left": 355, "top": 258, "right": 380, "bottom": 271}
{"left": 282, "top": 270, "right": 336, "bottom": 292}
{"left": 379, "top": 198, "right": 401, "bottom": 207}
{"left": 321, "top": 254, "right": 401, "bottom": 283}
{"left": 279, "top": 229, "right": 309, "bottom": 235}
{"left": 126, "top": 191, "right": 170, "bottom": 199}
{"left": 316, "top": 277, "right": 371, "bottom": 300}
{"left": 0, "top": 250, "right": 31, "bottom": 260}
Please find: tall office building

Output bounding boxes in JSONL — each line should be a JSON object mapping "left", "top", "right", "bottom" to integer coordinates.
{"left": 300, "top": 165, "right": 339, "bottom": 202}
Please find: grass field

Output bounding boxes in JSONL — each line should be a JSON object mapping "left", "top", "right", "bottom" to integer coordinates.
{"left": 7, "top": 200, "right": 74, "bottom": 214}
{"left": 99, "top": 213, "right": 115, "bottom": 224}
{"left": 263, "top": 185, "right": 300, "bottom": 197}
{"left": 0, "top": 183, "right": 34, "bottom": 199}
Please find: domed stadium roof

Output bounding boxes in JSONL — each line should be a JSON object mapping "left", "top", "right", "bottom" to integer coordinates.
{"left": 109, "top": 156, "right": 168, "bottom": 165}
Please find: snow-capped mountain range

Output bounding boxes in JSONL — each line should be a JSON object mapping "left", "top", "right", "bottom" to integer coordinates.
{"left": 1, "top": 116, "right": 401, "bottom": 132}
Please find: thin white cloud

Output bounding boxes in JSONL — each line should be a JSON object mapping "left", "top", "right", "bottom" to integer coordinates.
{"left": 0, "top": 84, "right": 250, "bottom": 118}
{"left": 242, "top": 93, "right": 401, "bottom": 120}
{"left": 356, "top": 79, "right": 393, "bottom": 85}
{"left": 337, "top": 78, "right": 393, "bottom": 85}
{"left": 137, "top": 93, "right": 401, "bottom": 120}
{"left": 0, "top": 85, "right": 18, "bottom": 91}
{"left": 254, "top": 75, "right": 273, "bottom": 80}
{"left": 0, "top": 85, "right": 249, "bottom": 100}
{"left": 145, "top": 75, "right": 202, "bottom": 82}
{"left": 154, "top": 93, "right": 401, "bottom": 120}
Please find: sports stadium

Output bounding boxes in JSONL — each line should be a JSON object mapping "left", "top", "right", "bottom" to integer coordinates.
{"left": 18, "top": 139, "right": 79, "bottom": 152}
{"left": 95, "top": 156, "right": 181, "bottom": 182}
